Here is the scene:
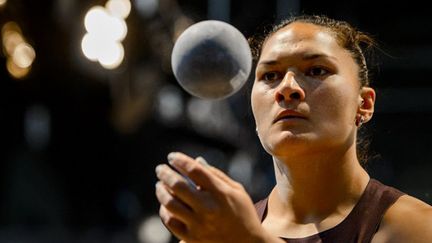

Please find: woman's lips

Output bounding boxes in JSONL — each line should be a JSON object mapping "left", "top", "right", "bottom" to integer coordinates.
{"left": 273, "top": 110, "right": 307, "bottom": 123}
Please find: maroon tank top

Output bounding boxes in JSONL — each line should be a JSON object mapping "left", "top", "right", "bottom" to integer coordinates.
{"left": 254, "top": 179, "right": 404, "bottom": 243}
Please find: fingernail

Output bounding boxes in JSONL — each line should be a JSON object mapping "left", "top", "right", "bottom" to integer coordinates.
{"left": 167, "top": 152, "right": 177, "bottom": 165}
{"left": 155, "top": 164, "right": 162, "bottom": 175}
{"left": 196, "top": 156, "right": 210, "bottom": 168}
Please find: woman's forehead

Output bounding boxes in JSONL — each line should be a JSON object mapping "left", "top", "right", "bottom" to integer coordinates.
{"left": 261, "top": 22, "right": 341, "bottom": 58}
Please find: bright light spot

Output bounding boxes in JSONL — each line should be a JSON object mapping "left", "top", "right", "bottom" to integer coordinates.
{"left": 135, "top": 0, "right": 159, "bottom": 18}
{"left": 6, "top": 58, "right": 30, "bottom": 79}
{"left": 84, "top": 6, "right": 127, "bottom": 41}
{"left": 106, "top": 0, "right": 131, "bottom": 19}
{"left": 81, "top": 33, "right": 100, "bottom": 61}
{"left": 2, "top": 30, "right": 24, "bottom": 56}
{"left": 82, "top": 5, "right": 128, "bottom": 69}
{"left": 98, "top": 41, "right": 124, "bottom": 69}
{"left": 82, "top": 34, "right": 125, "bottom": 68}
{"left": 0, "top": 0, "right": 7, "bottom": 7}
{"left": 1, "top": 21, "right": 21, "bottom": 34}
{"left": 137, "top": 215, "right": 171, "bottom": 243}
{"left": 86, "top": 7, "right": 126, "bottom": 41}
{"left": 2, "top": 21, "right": 35, "bottom": 78}
{"left": 12, "top": 42, "right": 36, "bottom": 68}
{"left": 2, "top": 22, "right": 24, "bottom": 56}
{"left": 84, "top": 6, "right": 109, "bottom": 33}
{"left": 106, "top": 15, "right": 127, "bottom": 41}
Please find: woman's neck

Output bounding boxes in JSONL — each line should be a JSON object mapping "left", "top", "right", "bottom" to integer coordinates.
{"left": 269, "top": 148, "right": 370, "bottom": 223}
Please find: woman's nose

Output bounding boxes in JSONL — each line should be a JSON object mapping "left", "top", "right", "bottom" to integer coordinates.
{"left": 274, "top": 72, "right": 306, "bottom": 104}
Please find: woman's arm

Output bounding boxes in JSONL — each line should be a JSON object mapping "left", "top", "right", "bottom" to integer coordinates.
{"left": 374, "top": 195, "right": 432, "bottom": 243}
{"left": 155, "top": 152, "right": 284, "bottom": 243}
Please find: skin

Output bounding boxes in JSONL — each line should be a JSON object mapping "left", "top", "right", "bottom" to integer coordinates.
{"left": 155, "top": 22, "right": 432, "bottom": 242}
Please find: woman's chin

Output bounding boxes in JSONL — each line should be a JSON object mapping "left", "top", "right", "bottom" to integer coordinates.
{"left": 263, "top": 134, "right": 313, "bottom": 157}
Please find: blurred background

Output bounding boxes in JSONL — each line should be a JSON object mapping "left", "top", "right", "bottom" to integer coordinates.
{"left": 1, "top": 0, "right": 431, "bottom": 242}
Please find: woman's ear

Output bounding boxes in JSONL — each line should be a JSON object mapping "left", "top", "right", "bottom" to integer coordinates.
{"left": 358, "top": 87, "right": 376, "bottom": 123}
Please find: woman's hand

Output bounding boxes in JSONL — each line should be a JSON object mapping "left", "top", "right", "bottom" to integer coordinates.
{"left": 155, "top": 152, "right": 282, "bottom": 243}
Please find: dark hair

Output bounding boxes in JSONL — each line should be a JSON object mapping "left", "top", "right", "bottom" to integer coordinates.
{"left": 249, "top": 15, "right": 378, "bottom": 165}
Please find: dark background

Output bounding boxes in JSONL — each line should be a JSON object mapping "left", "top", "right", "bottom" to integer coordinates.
{"left": 1, "top": 0, "right": 431, "bottom": 242}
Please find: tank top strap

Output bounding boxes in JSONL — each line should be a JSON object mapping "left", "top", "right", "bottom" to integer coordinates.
{"left": 254, "top": 197, "right": 268, "bottom": 221}
{"left": 338, "top": 178, "right": 405, "bottom": 242}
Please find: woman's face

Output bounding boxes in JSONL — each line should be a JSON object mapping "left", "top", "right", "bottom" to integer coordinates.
{"left": 251, "top": 22, "right": 368, "bottom": 158}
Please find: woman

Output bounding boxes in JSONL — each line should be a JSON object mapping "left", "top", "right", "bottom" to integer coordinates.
{"left": 155, "top": 15, "right": 432, "bottom": 242}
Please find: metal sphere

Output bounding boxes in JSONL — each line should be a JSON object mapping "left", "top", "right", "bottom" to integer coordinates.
{"left": 171, "top": 20, "right": 252, "bottom": 100}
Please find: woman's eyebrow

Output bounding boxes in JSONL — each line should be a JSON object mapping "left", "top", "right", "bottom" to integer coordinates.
{"left": 257, "top": 60, "right": 279, "bottom": 67}
{"left": 258, "top": 52, "right": 337, "bottom": 67}
{"left": 302, "top": 52, "right": 337, "bottom": 61}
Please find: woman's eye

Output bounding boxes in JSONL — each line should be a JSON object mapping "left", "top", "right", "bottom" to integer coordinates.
{"left": 306, "top": 67, "right": 329, "bottom": 77}
{"left": 262, "top": 72, "right": 281, "bottom": 82}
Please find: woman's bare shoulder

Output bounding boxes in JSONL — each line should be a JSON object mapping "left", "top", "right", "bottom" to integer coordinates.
{"left": 373, "top": 194, "right": 432, "bottom": 243}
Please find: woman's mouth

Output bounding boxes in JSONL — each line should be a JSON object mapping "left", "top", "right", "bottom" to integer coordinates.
{"left": 273, "top": 110, "right": 306, "bottom": 123}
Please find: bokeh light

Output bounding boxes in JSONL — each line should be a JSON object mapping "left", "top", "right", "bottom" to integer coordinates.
{"left": 84, "top": 6, "right": 108, "bottom": 33}
{"left": 156, "top": 85, "right": 184, "bottom": 124}
{"left": 6, "top": 57, "right": 31, "bottom": 79}
{"left": 98, "top": 41, "right": 124, "bottom": 69}
{"left": 137, "top": 215, "right": 171, "bottom": 243}
{"left": 135, "top": 0, "right": 158, "bottom": 18}
{"left": 106, "top": 0, "right": 131, "bottom": 19}
{"left": 81, "top": 4, "right": 128, "bottom": 69}
{"left": 2, "top": 30, "right": 24, "bottom": 56}
{"left": 2, "top": 21, "right": 35, "bottom": 79}
{"left": 81, "top": 33, "right": 100, "bottom": 61}
{"left": 85, "top": 7, "right": 127, "bottom": 41}
{"left": 2, "top": 22, "right": 23, "bottom": 55}
{"left": 12, "top": 42, "right": 36, "bottom": 68}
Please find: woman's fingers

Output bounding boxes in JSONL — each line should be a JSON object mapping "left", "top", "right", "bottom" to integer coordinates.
{"left": 159, "top": 205, "right": 189, "bottom": 240}
{"left": 156, "top": 163, "right": 215, "bottom": 212}
{"left": 209, "top": 166, "right": 238, "bottom": 188}
{"left": 167, "top": 152, "right": 223, "bottom": 192}
{"left": 195, "top": 156, "right": 236, "bottom": 186}
{"left": 155, "top": 181, "right": 196, "bottom": 223}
